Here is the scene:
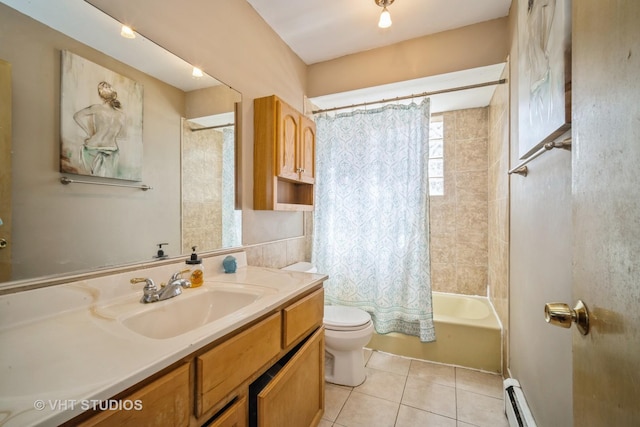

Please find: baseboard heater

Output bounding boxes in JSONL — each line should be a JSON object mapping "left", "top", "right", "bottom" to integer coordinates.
{"left": 504, "top": 379, "right": 537, "bottom": 427}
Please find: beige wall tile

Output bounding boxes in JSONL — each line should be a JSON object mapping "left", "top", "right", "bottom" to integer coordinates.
{"left": 456, "top": 237, "right": 488, "bottom": 266}
{"left": 431, "top": 263, "right": 456, "bottom": 293}
{"left": 455, "top": 200, "right": 488, "bottom": 232}
{"left": 455, "top": 108, "right": 488, "bottom": 140}
{"left": 456, "top": 170, "right": 488, "bottom": 201}
{"left": 430, "top": 235, "right": 456, "bottom": 264}
{"left": 429, "top": 201, "right": 456, "bottom": 237}
{"left": 455, "top": 138, "right": 488, "bottom": 172}
{"left": 456, "top": 265, "right": 487, "bottom": 295}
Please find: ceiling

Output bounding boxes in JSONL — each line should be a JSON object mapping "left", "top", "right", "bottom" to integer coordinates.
{"left": 7, "top": 0, "right": 512, "bottom": 113}
{"left": 247, "top": 0, "right": 511, "bottom": 113}
{"left": 246, "top": 0, "right": 512, "bottom": 65}
{"left": 1, "top": 0, "right": 221, "bottom": 92}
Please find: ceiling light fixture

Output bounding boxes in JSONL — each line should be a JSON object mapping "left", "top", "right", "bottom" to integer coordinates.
{"left": 192, "top": 67, "right": 203, "bottom": 78}
{"left": 375, "top": 0, "right": 395, "bottom": 29}
{"left": 120, "top": 25, "right": 136, "bottom": 39}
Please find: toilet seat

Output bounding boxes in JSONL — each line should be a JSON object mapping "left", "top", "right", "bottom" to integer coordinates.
{"left": 324, "top": 306, "right": 372, "bottom": 331}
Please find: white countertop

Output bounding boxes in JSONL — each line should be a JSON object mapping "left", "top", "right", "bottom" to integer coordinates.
{"left": 0, "top": 253, "right": 326, "bottom": 427}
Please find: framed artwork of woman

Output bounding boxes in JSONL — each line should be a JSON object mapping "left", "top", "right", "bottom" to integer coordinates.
{"left": 517, "top": 0, "right": 571, "bottom": 159}
{"left": 60, "top": 50, "right": 143, "bottom": 181}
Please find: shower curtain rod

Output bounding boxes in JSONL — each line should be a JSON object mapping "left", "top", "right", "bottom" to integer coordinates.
{"left": 311, "top": 78, "right": 507, "bottom": 114}
{"left": 189, "top": 122, "right": 234, "bottom": 132}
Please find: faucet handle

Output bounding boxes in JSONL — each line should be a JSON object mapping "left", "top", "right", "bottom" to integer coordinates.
{"left": 131, "top": 277, "right": 157, "bottom": 290}
{"left": 131, "top": 277, "right": 159, "bottom": 303}
{"left": 170, "top": 268, "right": 191, "bottom": 281}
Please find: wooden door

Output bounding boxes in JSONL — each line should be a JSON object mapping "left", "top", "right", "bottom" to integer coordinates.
{"left": 299, "top": 115, "right": 316, "bottom": 184}
{"left": 572, "top": 1, "right": 640, "bottom": 425}
{"left": 276, "top": 100, "right": 299, "bottom": 181}
{"left": 0, "top": 59, "right": 11, "bottom": 282}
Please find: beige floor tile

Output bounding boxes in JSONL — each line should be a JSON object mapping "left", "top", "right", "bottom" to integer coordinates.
{"left": 455, "top": 368, "right": 503, "bottom": 399}
{"left": 324, "top": 383, "right": 352, "bottom": 422}
{"left": 354, "top": 367, "right": 407, "bottom": 402}
{"left": 456, "top": 422, "right": 477, "bottom": 427}
{"left": 409, "top": 360, "right": 456, "bottom": 387}
{"left": 335, "top": 391, "right": 400, "bottom": 427}
{"left": 402, "top": 375, "right": 457, "bottom": 419}
{"left": 318, "top": 419, "right": 333, "bottom": 427}
{"left": 363, "top": 347, "right": 373, "bottom": 365}
{"left": 456, "top": 389, "right": 509, "bottom": 427}
{"left": 396, "top": 404, "right": 457, "bottom": 427}
{"left": 366, "top": 351, "right": 411, "bottom": 376}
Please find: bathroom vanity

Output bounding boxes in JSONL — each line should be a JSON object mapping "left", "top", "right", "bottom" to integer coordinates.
{"left": 0, "top": 253, "right": 326, "bottom": 427}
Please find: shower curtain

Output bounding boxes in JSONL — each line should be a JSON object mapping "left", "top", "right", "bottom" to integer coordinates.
{"left": 313, "top": 99, "right": 435, "bottom": 342}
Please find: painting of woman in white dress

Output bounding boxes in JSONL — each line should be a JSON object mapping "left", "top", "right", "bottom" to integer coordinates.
{"left": 60, "top": 51, "right": 143, "bottom": 181}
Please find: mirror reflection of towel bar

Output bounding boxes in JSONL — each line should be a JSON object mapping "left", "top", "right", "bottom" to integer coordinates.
{"left": 60, "top": 176, "right": 152, "bottom": 191}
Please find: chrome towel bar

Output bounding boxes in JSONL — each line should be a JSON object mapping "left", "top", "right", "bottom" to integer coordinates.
{"left": 508, "top": 138, "right": 572, "bottom": 177}
{"left": 60, "top": 176, "right": 152, "bottom": 191}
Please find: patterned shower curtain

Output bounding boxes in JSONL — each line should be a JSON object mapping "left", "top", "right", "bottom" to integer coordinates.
{"left": 313, "top": 99, "right": 435, "bottom": 342}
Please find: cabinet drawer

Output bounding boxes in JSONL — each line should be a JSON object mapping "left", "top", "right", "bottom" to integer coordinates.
{"left": 197, "top": 313, "right": 281, "bottom": 417}
{"left": 257, "top": 327, "right": 325, "bottom": 427}
{"left": 283, "top": 288, "right": 324, "bottom": 348}
{"left": 79, "top": 363, "right": 190, "bottom": 427}
{"left": 206, "top": 396, "right": 247, "bottom": 427}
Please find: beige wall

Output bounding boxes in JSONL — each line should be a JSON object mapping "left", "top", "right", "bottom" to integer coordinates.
{"left": 307, "top": 18, "right": 510, "bottom": 98}
{"left": 430, "top": 108, "right": 489, "bottom": 296}
{"left": 88, "top": 0, "right": 511, "bottom": 268}
{"left": 0, "top": 4, "right": 184, "bottom": 280}
{"left": 88, "top": 0, "right": 310, "bottom": 248}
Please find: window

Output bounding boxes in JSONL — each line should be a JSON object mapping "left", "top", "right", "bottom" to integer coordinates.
{"left": 428, "top": 115, "right": 444, "bottom": 196}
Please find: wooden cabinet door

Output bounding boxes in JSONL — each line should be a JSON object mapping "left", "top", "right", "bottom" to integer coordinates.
{"left": 197, "top": 313, "right": 281, "bottom": 417}
{"left": 299, "top": 115, "right": 316, "bottom": 184}
{"left": 79, "top": 363, "right": 191, "bottom": 427}
{"left": 282, "top": 288, "right": 324, "bottom": 348}
{"left": 257, "top": 327, "right": 324, "bottom": 427}
{"left": 207, "top": 396, "right": 247, "bottom": 427}
{"left": 276, "top": 100, "right": 300, "bottom": 181}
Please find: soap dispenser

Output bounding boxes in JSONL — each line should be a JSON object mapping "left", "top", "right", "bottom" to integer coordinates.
{"left": 186, "top": 246, "right": 204, "bottom": 288}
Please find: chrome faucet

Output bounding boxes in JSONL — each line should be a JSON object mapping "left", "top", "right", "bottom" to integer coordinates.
{"left": 130, "top": 269, "right": 192, "bottom": 304}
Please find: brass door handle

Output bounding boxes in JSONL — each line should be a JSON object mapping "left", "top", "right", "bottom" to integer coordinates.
{"left": 0, "top": 238, "right": 7, "bottom": 249}
{"left": 544, "top": 300, "right": 590, "bottom": 335}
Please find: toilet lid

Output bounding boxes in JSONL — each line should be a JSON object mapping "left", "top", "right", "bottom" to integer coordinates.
{"left": 324, "top": 306, "right": 372, "bottom": 330}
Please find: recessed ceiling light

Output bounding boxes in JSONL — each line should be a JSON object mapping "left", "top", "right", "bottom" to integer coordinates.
{"left": 120, "top": 25, "right": 135, "bottom": 39}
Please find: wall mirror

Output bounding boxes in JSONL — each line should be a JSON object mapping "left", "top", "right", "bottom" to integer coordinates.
{"left": 0, "top": 0, "right": 242, "bottom": 291}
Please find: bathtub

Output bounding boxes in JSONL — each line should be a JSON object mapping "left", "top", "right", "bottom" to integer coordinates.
{"left": 366, "top": 292, "right": 502, "bottom": 372}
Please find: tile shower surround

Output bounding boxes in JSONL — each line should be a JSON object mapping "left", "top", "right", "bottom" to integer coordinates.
{"left": 430, "top": 108, "right": 489, "bottom": 296}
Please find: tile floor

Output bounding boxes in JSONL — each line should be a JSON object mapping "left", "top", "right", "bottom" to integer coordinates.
{"left": 320, "top": 349, "right": 509, "bottom": 427}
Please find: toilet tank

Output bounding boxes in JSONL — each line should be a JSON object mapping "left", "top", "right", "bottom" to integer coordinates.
{"left": 281, "top": 262, "right": 318, "bottom": 273}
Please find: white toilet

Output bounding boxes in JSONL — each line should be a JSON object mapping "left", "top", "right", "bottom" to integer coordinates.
{"left": 281, "top": 262, "right": 374, "bottom": 387}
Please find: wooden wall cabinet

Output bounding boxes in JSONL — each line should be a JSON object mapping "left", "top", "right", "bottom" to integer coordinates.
{"left": 254, "top": 95, "right": 316, "bottom": 211}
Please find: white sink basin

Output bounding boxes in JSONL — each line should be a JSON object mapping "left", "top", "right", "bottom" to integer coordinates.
{"left": 121, "top": 286, "right": 274, "bottom": 339}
